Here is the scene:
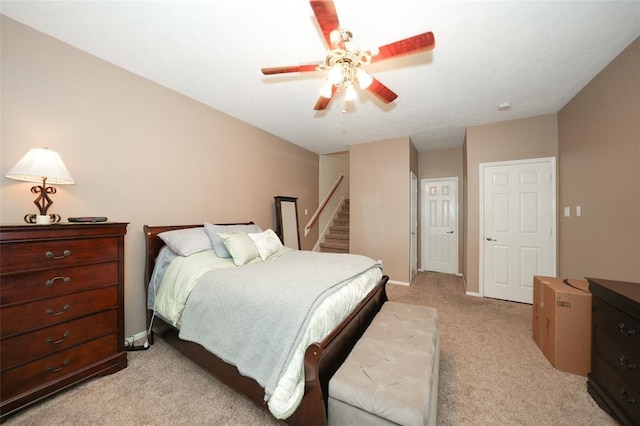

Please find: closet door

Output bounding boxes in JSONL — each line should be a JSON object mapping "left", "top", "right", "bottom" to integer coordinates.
{"left": 274, "top": 196, "right": 300, "bottom": 250}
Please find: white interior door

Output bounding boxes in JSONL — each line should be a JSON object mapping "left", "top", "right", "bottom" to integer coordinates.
{"left": 481, "top": 158, "right": 556, "bottom": 304}
{"left": 422, "top": 177, "right": 458, "bottom": 274}
{"left": 411, "top": 172, "right": 418, "bottom": 282}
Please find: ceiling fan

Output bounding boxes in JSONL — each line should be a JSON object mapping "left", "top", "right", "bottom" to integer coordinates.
{"left": 261, "top": 0, "right": 435, "bottom": 112}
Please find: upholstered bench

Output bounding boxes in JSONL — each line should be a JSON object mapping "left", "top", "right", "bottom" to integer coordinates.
{"left": 328, "top": 301, "right": 439, "bottom": 426}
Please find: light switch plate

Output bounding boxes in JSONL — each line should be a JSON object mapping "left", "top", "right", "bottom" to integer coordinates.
{"left": 564, "top": 207, "right": 570, "bottom": 217}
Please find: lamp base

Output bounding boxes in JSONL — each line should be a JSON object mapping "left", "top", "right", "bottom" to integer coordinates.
{"left": 25, "top": 213, "right": 61, "bottom": 224}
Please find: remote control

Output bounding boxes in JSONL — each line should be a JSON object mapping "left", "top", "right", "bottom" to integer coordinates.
{"left": 68, "top": 217, "right": 108, "bottom": 223}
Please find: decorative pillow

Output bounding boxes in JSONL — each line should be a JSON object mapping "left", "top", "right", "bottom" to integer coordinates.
{"left": 248, "top": 229, "right": 283, "bottom": 261}
{"left": 218, "top": 231, "right": 260, "bottom": 266}
{"left": 204, "top": 222, "right": 262, "bottom": 258}
{"left": 158, "top": 227, "right": 212, "bottom": 257}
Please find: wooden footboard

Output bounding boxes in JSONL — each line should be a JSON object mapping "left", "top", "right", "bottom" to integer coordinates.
{"left": 143, "top": 224, "right": 388, "bottom": 425}
{"left": 291, "top": 274, "right": 388, "bottom": 425}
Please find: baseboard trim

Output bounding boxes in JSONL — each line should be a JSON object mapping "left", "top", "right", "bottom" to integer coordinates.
{"left": 388, "top": 279, "right": 410, "bottom": 287}
{"left": 465, "top": 291, "right": 482, "bottom": 297}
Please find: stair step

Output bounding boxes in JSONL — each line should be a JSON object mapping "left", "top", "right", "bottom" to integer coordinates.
{"left": 320, "top": 199, "right": 350, "bottom": 254}
{"left": 330, "top": 226, "right": 349, "bottom": 235}
{"left": 325, "top": 233, "right": 349, "bottom": 241}
{"left": 320, "top": 241, "right": 349, "bottom": 253}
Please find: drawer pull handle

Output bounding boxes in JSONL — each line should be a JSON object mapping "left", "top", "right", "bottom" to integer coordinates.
{"left": 45, "top": 304, "right": 70, "bottom": 316}
{"left": 619, "top": 389, "right": 637, "bottom": 405}
{"left": 45, "top": 359, "right": 69, "bottom": 373}
{"left": 618, "top": 323, "right": 637, "bottom": 336}
{"left": 45, "top": 276, "right": 71, "bottom": 287}
{"left": 45, "top": 250, "right": 71, "bottom": 260}
{"left": 45, "top": 331, "right": 70, "bottom": 345}
{"left": 619, "top": 356, "right": 638, "bottom": 370}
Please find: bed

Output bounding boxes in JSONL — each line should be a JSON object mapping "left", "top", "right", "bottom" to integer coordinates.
{"left": 143, "top": 223, "right": 389, "bottom": 426}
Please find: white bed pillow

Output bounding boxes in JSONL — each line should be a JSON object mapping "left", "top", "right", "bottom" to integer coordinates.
{"left": 218, "top": 231, "right": 261, "bottom": 266}
{"left": 248, "top": 229, "right": 283, "bottom": 261}
{"left": 158, "top": 227, "right": 211, "bottom": 257}
{"left": 204, "top": 222, "right": 262, "bottom": 258}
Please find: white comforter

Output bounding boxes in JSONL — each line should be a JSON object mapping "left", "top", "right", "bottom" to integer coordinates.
{"left": 153, "top": 248, "right": 382, "bottom": 419}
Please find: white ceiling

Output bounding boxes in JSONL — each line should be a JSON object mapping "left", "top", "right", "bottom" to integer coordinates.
{"left": 1, "top": 1, "right": 639, "bottom": 154}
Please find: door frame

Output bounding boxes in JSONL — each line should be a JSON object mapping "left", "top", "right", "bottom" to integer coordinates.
{"left": 478, "top": 157, "right": 557, "bottom": 298}
{"left": 410, "top": 172, "right": 418, "bottom": 282}
{"left": 421, "top": 176, "right": 459, "bottom": 274}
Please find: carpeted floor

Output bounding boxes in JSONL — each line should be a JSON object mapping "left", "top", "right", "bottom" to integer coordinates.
{"left": 5, "top": 271, "right": 616, "bottom": 425}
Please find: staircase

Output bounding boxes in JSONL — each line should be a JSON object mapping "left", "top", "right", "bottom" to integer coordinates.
{"left": 320, "top": 199, "right": 349, "bottom": 254}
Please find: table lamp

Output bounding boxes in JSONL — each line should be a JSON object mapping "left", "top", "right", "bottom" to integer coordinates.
{"left": 5, "top": 147, "right": 76, "bottom": 224}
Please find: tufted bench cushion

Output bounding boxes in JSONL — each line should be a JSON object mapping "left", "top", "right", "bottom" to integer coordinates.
{"left": 328, "top": 301, "right": 439, "bottom": 426}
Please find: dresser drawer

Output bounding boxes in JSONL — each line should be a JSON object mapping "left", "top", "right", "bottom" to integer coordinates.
{"left": 594, "top": 327, "right": 640, "bottom": 389}
{"left": 1, "top": 309, "right": 118, "bottom": 370}
{"left": 593, "top": 297, "right": 640, "bottom": 353}
{"left": 1, "top": 262, "right": 118, "bottom": 306}
{"left": 592, "top": 354, "right": 640, "bottom": 424}
{"left": 0, "top": 287, "right": 117, "bottom": 338}
{"left": 0, "top": 237, "right": 118, "bottom": 273}
{"left": 0, "top": 333, "right": 118, "bottom": 401}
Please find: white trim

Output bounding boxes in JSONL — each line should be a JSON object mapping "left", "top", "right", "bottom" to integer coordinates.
{"left": 478, "top": 157, "right": 557, "bottom": 299}
{"left": 410, "top": 171, "right": 418, "bottom": 282}
{"left": 388, "top": 279, "right": 410, "bottom": 287}
{"left": 465, "top": 291, "right": 482, "bottom": 297}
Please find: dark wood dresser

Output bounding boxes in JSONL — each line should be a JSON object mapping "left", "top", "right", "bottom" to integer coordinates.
{"left": 0, "top": 223, "right": 128, "bottom": 421}
{"left": 587, "top": 277, "right": 640, "bottom": 426}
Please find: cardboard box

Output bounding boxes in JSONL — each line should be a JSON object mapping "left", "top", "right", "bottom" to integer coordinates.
{"left": 532, "top": 276, "right": 592, "bottom": 376}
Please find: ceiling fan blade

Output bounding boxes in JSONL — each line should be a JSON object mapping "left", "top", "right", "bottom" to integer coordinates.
{"left": 310, "top": 0, "right": 341, "bottom": 48}
{"left": 314, "top": 86, "right": 337, "bottom": 110}
{"left": 261, "top": 64, "right": 321, "bottom": 75}
{"left": 369, "top": 32, "right": 435, "bottom": 63}
{"left": 367, "top": 78, "right": 398, "bottom": 103}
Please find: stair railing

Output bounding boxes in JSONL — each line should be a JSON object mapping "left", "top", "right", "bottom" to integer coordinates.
{"left": 304, "top": 174, "right": 344, "bottom": 237}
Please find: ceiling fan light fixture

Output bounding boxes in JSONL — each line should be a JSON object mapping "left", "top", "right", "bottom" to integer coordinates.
{"left": 344, "top": 83, "right": 357, "bottom": 101}
{"left": 328, "top": 65, "right": 344, "bottom": 85}
{"left": 261, "top": 1, "right": 435, "bottom": 111}
{"left": 329, "top": 29, "right": 341, "bottom": 47}
{"left": 356, "top": 68, "right": 373, "bottom": 89}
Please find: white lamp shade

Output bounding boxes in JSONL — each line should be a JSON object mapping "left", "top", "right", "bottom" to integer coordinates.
{"left": 5, "top": 147, "right": 75, "bottom": 185}
{"left": 356, "top": 68, "right": 373, "bottom": 89}
{"left": 344, "top": 84, "right": 357, "bottom": 101}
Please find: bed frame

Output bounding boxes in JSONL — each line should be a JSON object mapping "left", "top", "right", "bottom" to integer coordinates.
{"left": 143, "top": 224, "right": 388, "bottom": 426}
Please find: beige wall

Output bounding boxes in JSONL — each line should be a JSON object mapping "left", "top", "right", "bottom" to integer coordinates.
{"left": 0, "top": 17, "right": 319, "bottom": 337}
{"left": 464, "top": 114, "right": 558, "bottom": 293}
{"left": 417, "top": 147, "right": 464, "bottom": 271}
{"left": 558, "top": 38, "right": 640, "bottom": 282}
{"left": 350, "top": 137, "right": 412, "bottom": 283}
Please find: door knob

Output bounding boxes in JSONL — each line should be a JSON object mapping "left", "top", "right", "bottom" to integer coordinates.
{"left": 486, "top": 237, "right": 497, "bottom": 242}
{"left": 447, "top": 231, "right": 454, "bottom": 234}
